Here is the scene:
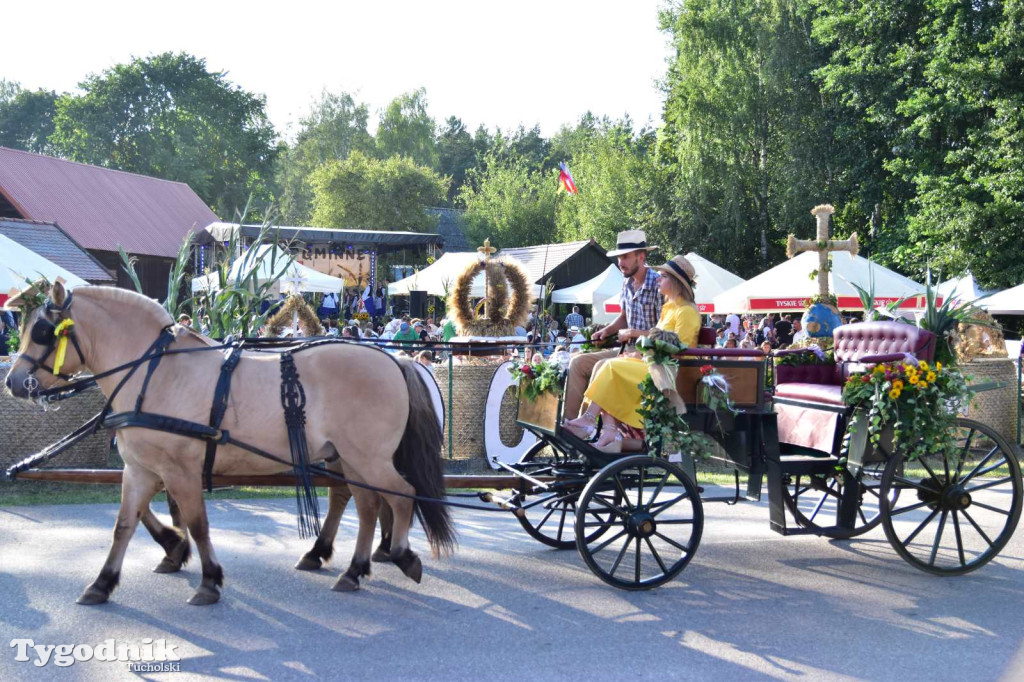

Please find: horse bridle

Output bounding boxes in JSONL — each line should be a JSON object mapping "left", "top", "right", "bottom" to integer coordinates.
{"left": 19, "top": 291, "right": 86, "bottom": 390}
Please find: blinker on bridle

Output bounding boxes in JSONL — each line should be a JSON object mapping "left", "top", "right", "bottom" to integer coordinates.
{"left": 19, "top": 291, "right": 85, "bottom": 385}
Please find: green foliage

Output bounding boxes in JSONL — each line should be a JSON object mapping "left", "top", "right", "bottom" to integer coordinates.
{"left": 843, "top": 360, "right": 972, "bottom": 461}
{"left": 917, "top": 273, "right": 995, "bottom": 366}
{"left": 275, "top": 90, "right": 373, "bottom": 224}
{"left": 375, "top": 88, "right": 438, "bottom": 168}
{"left": 6, "top": 324, "right": 19, "bottom": 355}
{"left": 437, "top": 116, "right": 478, "bottom": 205}
{"left": 459, "top": 150, "right": 557, "bottom": 248}
{"left": 0, "top": 80, "right": 58, "bottom": 154}
{"left": 50, "top": 52, "right": 277, "bottom": 218}
{"left": 309, "top": 150, "right": 447, "bottom": 231}
{"left": 508, "top": 359, "right": 562, "bottom": 400}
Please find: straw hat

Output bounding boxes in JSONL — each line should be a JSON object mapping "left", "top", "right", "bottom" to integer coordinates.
{"left": 606, "top": 229, "right": 659, "bottom": 257}
{"left": 654, "top": 254, "right": 697, "bottom": 302}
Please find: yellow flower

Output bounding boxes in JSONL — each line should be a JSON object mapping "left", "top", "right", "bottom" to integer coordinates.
{"left": 936, "top": 362, "right": 942, "bottom": 371}
{"left": 919, "top": 360, "right": 929, "bottom": 371}
{"left": 926, "top": 371, "right": 936, "bottom": 383}
{"left": 909, "top": 374, "right": 920, "bottom": 385}
{"left": 874, "top": 365, "right": 886, "bottom": 374}
{"left": 918, "top": 381, "right": 928, "bottom": 389}
{"left": 889, "top": 388, "right": 901, "bottom": 399}
{"left": 901, "top": 363, "right": 913, "bottom": 373}
{"left": 892, "top": 379, "right": 904, "bottom": 391}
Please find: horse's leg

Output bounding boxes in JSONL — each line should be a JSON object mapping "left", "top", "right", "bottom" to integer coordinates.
{"left": 332, "top": 472, "right": 381, "bottom": 592}
{"left": 295, "top": 476, "right": 352, "bottom": 571}
{"left": 352, "top": 465, "right": 421, "bottom": 584}
{"left": 371, "top": 501, "right": 395, "bottom": 563}
{"left": 77, "top": 463, "right": 161, "bottom": 605}
{"left": 162, "top": 473, "right": 224, "bottom": 606}
{"left": 140, "top": 501, "right": 192, "bottom": 574}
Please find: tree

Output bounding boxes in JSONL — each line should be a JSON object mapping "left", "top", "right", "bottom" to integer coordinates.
{"left": 50, "top": 52, "right": 278, "bottom": 217}
{"left": 375, "top": 88, "right": 438, "bottom": 168}
{"left": 459, "top": 150, "right": 557, "bottom": 248}
{"left": 309, "top": 151, "right": 447, "bottom": 231}
{"left": 275, "top": 90, "right": 373, "bottom": 224}
{"left": 436, "top": 116, "right": 477, "bottom": 205}
{"left": 554, "top": 118, "right": 670, "bottom": 253}
{"left": 658, "top": 0, "right": 848, "bottom": 278}
{"left": 0, "top": 80, "right": 58, "bottom": 154}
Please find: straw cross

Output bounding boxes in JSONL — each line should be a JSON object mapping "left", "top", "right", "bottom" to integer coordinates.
{"left": 786, "top": 204, "right": 859, "bottom": 299}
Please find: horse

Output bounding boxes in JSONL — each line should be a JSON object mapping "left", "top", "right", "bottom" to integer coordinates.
{"left": 4, "top": 281, "right": 455, "bottom": 605}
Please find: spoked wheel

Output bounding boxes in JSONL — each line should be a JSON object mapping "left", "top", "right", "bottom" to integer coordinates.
{"left": 513, "top": 440, "right": 608, "bottom": 549}
{"left": 574, "top": 455, "right": 703, "bottom": 590}
{"left": 784, "top": 460, "right": 892, "bottom": 539}
{"left": 880, "top": 418, "right": 1022, "bottom": 575}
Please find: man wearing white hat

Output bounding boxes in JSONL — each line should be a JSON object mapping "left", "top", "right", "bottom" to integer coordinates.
{"left": 563, "top": 229, "right": 662, "bottom": 434}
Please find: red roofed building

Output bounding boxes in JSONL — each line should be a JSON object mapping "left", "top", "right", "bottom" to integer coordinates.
{"left": 0, "top": 146, "right": 218, "bottom": 298}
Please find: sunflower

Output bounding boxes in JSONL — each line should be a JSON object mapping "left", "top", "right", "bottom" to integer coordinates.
{"left": 909, "top": 374, "right": 920, "bottom": 385}
{"left": 926, "top": 371, "right": 936, "bottom": 383}
{"left": 889, "top": 388, "right": 901, "bottom": 399}
{"left": 918, "top": 381, "right": 929, "bottom": 389}
{"left": 892, "top": 379, "right": 904, "bottom": 391}
{"left": 919, "top": 360, "right": 930, "bottom": 371}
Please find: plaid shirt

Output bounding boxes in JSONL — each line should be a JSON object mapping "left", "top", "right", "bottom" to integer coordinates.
{"left": 622, "top": 267, "right": 662, "bottom": 330}
{"left": 564, "top": 311, "right": 585, "bottom": 329}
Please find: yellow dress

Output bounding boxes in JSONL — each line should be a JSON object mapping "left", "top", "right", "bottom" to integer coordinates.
{"left": 583, "top": 301, "right": 700, "bottom": 429}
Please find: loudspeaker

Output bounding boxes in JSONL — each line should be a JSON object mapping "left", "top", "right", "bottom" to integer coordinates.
{"left": 410, "top": 290, "right": 427, "bottom": 319}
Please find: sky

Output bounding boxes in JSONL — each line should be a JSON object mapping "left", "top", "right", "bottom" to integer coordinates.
{"left": 4, "top": 0, "right": 674, "bottom": 140}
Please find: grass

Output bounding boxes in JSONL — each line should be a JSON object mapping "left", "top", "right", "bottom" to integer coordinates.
{"left": 0, "top": 481, "right": 334, "bottom": 507}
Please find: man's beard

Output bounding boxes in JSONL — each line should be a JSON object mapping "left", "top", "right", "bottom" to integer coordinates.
{"left": 620, "top": 262, "right": 638, "bottom": 277}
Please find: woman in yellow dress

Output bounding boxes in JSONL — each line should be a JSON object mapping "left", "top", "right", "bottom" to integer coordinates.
{"left": 563, "top": 254, "right": 701, "bottom": 452}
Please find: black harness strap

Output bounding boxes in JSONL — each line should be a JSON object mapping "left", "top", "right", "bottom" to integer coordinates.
{"left": 204, "top": 345, "right": 244, "bottom": 492}
{"left": 279, "top": 353, "right": 321, "bottom": 538}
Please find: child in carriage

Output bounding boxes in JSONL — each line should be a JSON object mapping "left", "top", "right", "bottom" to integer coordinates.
{"left": 562, "top": 254, "right": 701, "bottom": 453}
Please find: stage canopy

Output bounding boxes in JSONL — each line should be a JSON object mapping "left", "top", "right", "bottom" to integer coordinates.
{"left": 191, "top": 245, "right": 346, "bottom": 295}
{"left": 196, "top": 222, "right": 444, "bottom": 250}
{"left": 1, "top": 233, "right": 88, "bottom": 307}
{"left": 713, "top": 252, "right": 926, "bottom": 313}
{"left": 982, "top": 283, "right": 1024, "bottom": 315}
{"left": 936, "top": 271, "right": 993, "bottom": 303}
{"left": 604, "top": 253, "right": 746, "bottom": 316}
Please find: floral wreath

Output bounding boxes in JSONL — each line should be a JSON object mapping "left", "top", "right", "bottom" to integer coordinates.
{"left": 449, "top": 259, "right": 532, "bottom": 336}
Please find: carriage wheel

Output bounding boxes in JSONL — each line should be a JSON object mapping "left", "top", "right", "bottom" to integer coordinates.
{"left": 575, "top": 455, "right": 703, "bottom": 590}
{"left": 513, "top": 440, "right": 611, "bottom": 549}
{"left": 880, "top": 418, "right": 1022, "bottom": 575}
{"left": 784, "top": 459, "right": 892, "bottom": 539}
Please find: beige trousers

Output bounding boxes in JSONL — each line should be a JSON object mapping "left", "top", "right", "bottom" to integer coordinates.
{"left": 563, "top": 348, "right": 619, "bottom": 419}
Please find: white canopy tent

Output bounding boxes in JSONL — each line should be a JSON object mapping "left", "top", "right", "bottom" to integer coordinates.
{"left": 936, "top": 271, "right": 993, "bottom": 303}
{"left": 603, "top": 252, "right": 746, "bottom": 317}
{"left": 388, "top": 252, "right": 545, "bottom": 299}
{"left": 191, "top": 245, "right": 346, "bottom": 295}
{"left": 982, "top": 283, "right": 1024, "bottom": 315}
{"left": 0, "top": 233, "right": 88, "bottom": 306}
{"left": 551, "top": 264, "right": 623, "bottom": 324}
{"left": 713, "top": 252, "right": 927, "bottom": 313}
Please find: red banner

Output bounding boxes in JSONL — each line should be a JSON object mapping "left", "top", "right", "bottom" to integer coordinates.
{"left": 606, "top": 302, "right": 714, "bottom": 314}
{"left": 746, "top": 295, "right": 939, "bottom": 311}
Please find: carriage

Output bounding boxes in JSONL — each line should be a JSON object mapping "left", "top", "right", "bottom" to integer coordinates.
{"left": 492, "top": 321, "right": 1023, "bottom": 589}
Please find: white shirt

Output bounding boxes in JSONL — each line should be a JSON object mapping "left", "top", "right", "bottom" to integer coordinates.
{"left": 726, "top": 313, "right": 741, "bottom": 336}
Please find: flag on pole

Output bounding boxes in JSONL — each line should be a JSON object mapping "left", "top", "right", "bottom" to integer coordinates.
{"left": 558, "top": 162, "right": 578, "bottom": 195}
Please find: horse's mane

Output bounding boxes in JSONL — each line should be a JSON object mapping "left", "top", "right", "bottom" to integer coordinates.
{"left": 76, "top": 286, "right": 176, "bottom": 329}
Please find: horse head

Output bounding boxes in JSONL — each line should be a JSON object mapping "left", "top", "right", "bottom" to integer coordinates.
{"left": 4, "top": 280, "right": 88, "bottom": 399}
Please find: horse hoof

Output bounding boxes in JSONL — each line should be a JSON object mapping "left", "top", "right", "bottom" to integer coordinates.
{"left": 370, "top": 547, "right": 393, "bottom": 563}
{"left": 294, "top": 554, "right": 323, "bottom": 571}
{"left": 400, "top": 555, "right": 422, "bottom": 584}
{"left": 332, "top": 575, "right": 360, "bottom": 592}
{"left": 187, "top": 586, "right": 220, "bottom": 606}
{"left": 153, "top": 558, "right": 183, "bottom": 574}
{"left": 76, "top": 588, "right": 109, "bottom": 606}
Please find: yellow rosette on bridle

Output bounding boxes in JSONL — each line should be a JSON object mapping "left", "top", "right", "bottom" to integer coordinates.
{"left": 53, "top": 319, "right": 75, "bottom": 375}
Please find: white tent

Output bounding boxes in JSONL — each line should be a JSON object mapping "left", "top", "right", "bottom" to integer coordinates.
{"left": 388, "top": 252, "right": 545, "bottom": 299}
{"left": 936, "top": 271, "right": 992, "bottom": 303}
{"left": 1, "top": 233, "right": 88, "bottom": 305}
{"left": 713, "top": 252, "right": 926, "bottom": 314}
{"left": 604, "top": 252, "right": 746, "bottom": 317}
{"left": 191, "top": 245, "right": 346, "bottom": 295}
{"left": 982, "top": 283, "right": 1024, "bottom": 315}
{"left": 551, "top": 264, "right": 623, "bottom": 324}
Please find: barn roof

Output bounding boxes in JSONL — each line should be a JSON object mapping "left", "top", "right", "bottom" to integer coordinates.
{"left": 0, "top": 218, "right": 115, "bottom": 284}
{"left": 0, "top": 147, "right": 219, "bottom": 258}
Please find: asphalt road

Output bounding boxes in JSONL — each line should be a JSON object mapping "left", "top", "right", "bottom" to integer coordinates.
{"left": 2, "top": 490, "right": 1023, "bottom": 681}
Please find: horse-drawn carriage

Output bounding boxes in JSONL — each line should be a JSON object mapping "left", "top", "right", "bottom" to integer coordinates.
{"left": 495, "top": 321, "right": 1022, "bottom": 589}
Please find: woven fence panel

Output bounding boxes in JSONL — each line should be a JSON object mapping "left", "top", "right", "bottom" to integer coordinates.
{"left": 0, "top": 372, "right": 110, "bottom": 470}
{"left": 962, "top": 358, "right": 1019, "bottom": 445}
{"left": 433, "top": 363, "right": 502, "bottom": 461}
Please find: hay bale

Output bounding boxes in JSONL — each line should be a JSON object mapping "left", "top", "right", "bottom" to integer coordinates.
{"left": 0, "top": 363, "right": 110, "bottom": 471}
{"left": 962, "top": 357, "right": 1019, "bottom": 445}
{"left": 433, "top": 362, "right": 503, "bottom": 461}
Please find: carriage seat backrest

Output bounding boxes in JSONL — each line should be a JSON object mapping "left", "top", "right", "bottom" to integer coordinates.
{"left": 698, "top": 327, "right": 716, "bottom": 347}
{"left": 833, "top": 321, "right": 936, "bottom": 364}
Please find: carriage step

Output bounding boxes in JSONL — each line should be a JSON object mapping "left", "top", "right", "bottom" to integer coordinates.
{"left": 777, "top": 454, "right": 840, "bottom": 476}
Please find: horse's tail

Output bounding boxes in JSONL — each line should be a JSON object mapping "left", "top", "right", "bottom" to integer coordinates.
{"left": 393, "top": 360, "right": 457, "bottom": 558}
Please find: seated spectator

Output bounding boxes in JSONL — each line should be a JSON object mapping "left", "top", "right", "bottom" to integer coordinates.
{"left": 413, "top": 350, "right": 434, "bottom": 367}
{"left": 715, "top": 328, "right": 726, "bottom": 347}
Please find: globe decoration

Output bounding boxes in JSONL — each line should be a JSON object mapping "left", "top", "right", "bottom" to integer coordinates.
{"left": 802, "top": 302, "right": 843, "bottom": 338}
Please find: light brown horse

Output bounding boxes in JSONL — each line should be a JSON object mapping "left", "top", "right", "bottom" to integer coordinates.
{"left": 4, "top": 282, "right": 455, "bottom": 605}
